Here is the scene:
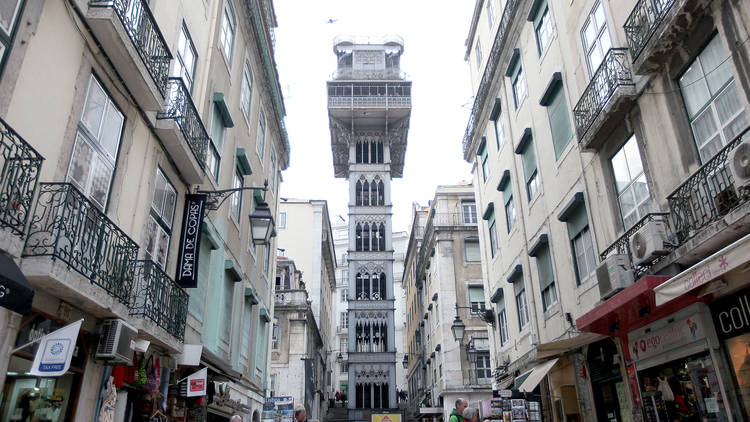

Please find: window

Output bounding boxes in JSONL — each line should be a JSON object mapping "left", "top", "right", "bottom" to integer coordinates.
{"left": 546, "top": 85, "right": 573, "bottom": 159}
{"left": 257, "top": 109, "right": 266, "bottom": 159}
{"left": 567, "top": 206, "right": 597, "bottom": 284}
{"left": 462, "top": 201, "right": 477, "bottom": 224}
{"left": 611, "top": 135, "right": 651, "bottom": 229}
{"left": 279, "top": 212, "right": 287, "bottom": 229}
{"left": 240, "top": 301, "right": 252, "bottom": 367}
{"left": 0, "top": 0, "right": 24, "bottom": 75}
{"left": 189, "top": 241, "right": 212, "bottom": 321}
{"left": 520, "top": 140, "right": 539, "bottom": 201}
{"left": 465, "top": 237, "right": 481, "bottom": 262}
{"left": 469, "top": 286, "right": 486, "bottom": 314}
{"left": 231, "top": 168, "right": 242, "bottom": 221}
{"left": 679, "top": 35, "right": 748, "bottom": 162}
{"left": 534, "top": 244, "right": 557, "bottom": 311}
{"left": 219, "top": 1, "right": 235, "bottom": 62}
{"left": 533, "top": 1, "right": 556, "bottom": 55}
{"left": 582, "top": 1, "right": 611, "bottom": 75}
{"left": 220, "top": 275, "right": 234, "bottom": 344}
{"left": 497, "top": 303, "right": 509, "bottom": 346}
{"left": 271, "top": 322, "right": 279, "bottom": 350}
{"left": 67, "top": 75, "right": 124, "bottom": 210}
{"left": 144, "top": 169, "right": 177, "bottom": 269}
{"left": 340, "top": 338, "right": 348, "bottom": 353}
{"left": 479, "top": 140, "right": 489, "bottom": 182}
{"left": 173, "top": 24, "right": 197, "bottom": 92}
{"left": 473, "top": 339, "right": 491, "bottom": 380}
{"left": 475, "top": 40, "right": 483, "bottom": 69}
{"left": 488, "top": 217, "right": 499, "bottom": 258}
{"left": 255, "top": 319, "right": 268, "bottom": 373}
{"left": 264, "top": 243, "right": 271, "bottom": 275}
{"left": 342, "top": 289, "right": 348, "bottom": 301}
{"left": 486, "top": 0, "right": 496, "bottom": 28}
{"left": 341, "top": 312, "right": 348, "bottom": 329}
{"left": 493, "top": 114, "right": 506, "bottom": 151}
{"left": 516, "top": 286, "right": 529, "bottom": 330}
{"left": 269, "top": 148, "right": 278, "bottom": 195}
{"left": 511, "top": 62, "right": 527, "bottom": 109}
{"left": 269, "top": 374, "right": 276, "bottom": 397}
{"left": 501, "top": 180, "right": 516, "bottom": 233}
{"left": 241, "top": 61, "right": 254, "bottom": 122}
{"left": 208, "top": 104, "right": 224, "bottom": 180}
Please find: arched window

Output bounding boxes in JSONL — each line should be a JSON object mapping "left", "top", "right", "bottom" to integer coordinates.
{"left": 355, "top": 223, "right": 363, "bottom": 251}
{"left": 377, "top": 142, "right": 384, "bottom": 163}
{"left": 362, "top": 141, "right": 369, "bottom": 163}
{"left": 378, "top": 223, "right": 386, "bottom": 251}
{"left": 380, "top": 272, "right": 387, "bottom": 299}
{"left": 356, "top": 272, "right": 368, "bottom": 299}
{"left": 362, "top": 222, "right": 370, "bottom": 251}
{"left": 377, "top": 180, "right": 385, "bottom": 205}
{"left": 355, "top": 181, "right": 363, "bottom": 206}
{"left": 370, "top": 179, "right": 378, "bottom": 206}
{"left": 356, "top": 142, "right": 362, "bottom": 163}
{"left": 370, "top": 142, "right": 377, "bottom": 163}
{"left": 362, "top": 180, "right": 370, "bottom": 206}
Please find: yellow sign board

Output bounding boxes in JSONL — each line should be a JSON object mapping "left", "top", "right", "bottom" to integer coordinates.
{"left": 371, "top": 414, "right": 402, "bottom": 422}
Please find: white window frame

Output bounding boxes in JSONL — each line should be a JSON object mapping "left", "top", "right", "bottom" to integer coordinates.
{"left": 611, "top": 134, "right": 651, "bottom": 229}
{"left": 475, "top": 40, "right": 483, "bottom": 70}
{"left": 173, "top": 23, "right": 197, "bottom": 92}
{"left": 219, "top": 1, "right": 235, "bottom": 63}
{"left": 278, "top": 211, "right": 287, "bottom": 229}
{"left": 486, "top": 0, "right": 496, "bottom": 28}
{"left": 462, "top": 201, "right": 477, "bottom": 224}
{"left": 512, "top": 65, "right": 527, "bottom": 109}
{"left": 241, "top": 61, "right": 254, "bottom": 123}
{"left": 144, "top": 168, "right": 177, "bottom": 269}
{"left": 231, "top": 167, "right": 242, "bottom": 222}
{"left": 516, "top": 288, "right": 529, "bottom": 330}
{"left": 534, "top": 4, "right": 556, "bottom": 56}
{"left": 505, "top": 198, "right": 516, "bottom": 233}
{"left": 582, "top": 1, "right": 612, "bottom": 76}
{"left": 572, "top": 226, "right": 597, "bottom": 285}
{"left": 257, "top": 108, "right": 266, "bottom": 160}
{"left": 498, "top": 308, "right": 509, "bottom": 346}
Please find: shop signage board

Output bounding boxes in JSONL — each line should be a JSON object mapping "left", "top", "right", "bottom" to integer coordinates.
{"left": 262, "top": 396, "right": 294, "bottom": 422}
{"left": 186, "top": 367, "right": 207, "bottom": 397}
{"left": 29, "top": 319, "right": 82, "bottom": 377}
{"left": 628, "top": 315, "right": 706, "bottom": 362}
{"left": 710, "top": 285, "right": 750, "bottom": 340}
{"left": 175, "top": 194, "right": 207, "bottom": 288}
{"left": 371, "top": 413, "right": 402, "bottom": 422}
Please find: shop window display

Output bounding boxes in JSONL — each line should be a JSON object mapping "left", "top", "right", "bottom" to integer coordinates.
{"left": 723, "top": 332, "right": 750, "bottom": 420}
{"left": 638, "top": 352, "right": 728, "bottom": 422}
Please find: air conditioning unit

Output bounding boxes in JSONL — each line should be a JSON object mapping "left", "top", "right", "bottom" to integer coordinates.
{"left": 597, "top": 254, "right": 634, "bottom": 300}
{"left": 95, "top": 319, "right": 137, "bottom": 364}
{"left": 629, "top": 220, "right": 670, "bottom": 266}
{"left": 728, "top": 140, "right": 750, "bottom": 188}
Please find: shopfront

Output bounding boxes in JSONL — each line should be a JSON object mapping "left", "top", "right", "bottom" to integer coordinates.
{"left": 587, "top": 339, "right": 631, "bottom": 422}
{"left": 627, "top": 303, "right": 730, "bottom": 422}
{"left": 0, "top": 312, "right": 86, "bottom": 422}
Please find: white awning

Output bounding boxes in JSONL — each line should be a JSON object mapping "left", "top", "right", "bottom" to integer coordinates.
{"left": 518, "top": 358, "right": 559, "bottom": 393}
{"left": 654, "top": 232, "right": 750, "bottom": 306}
{"left": 535, "top": 333, "right": 603, "bottom": 360}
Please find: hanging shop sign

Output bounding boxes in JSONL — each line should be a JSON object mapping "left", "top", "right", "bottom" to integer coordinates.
{"left": 628, "top": 315, "right": 706, "bottom": 362}
{"left": 187, "top": 367, "right": 207, "bottom": 397}
{"left": 29, "top": 319, "right": 83, "bottom": 377}
{"left": 176, "top": 194, "right": 207, "bottom": 288}
{"left": 710, "top": 285, "right": 750, "bottom": 340}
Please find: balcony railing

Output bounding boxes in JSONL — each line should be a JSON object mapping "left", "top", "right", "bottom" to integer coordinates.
{"left": 157, "top": 78, "right": 210, "bottom": 166}
{"left": 573, "top": 48, "right": 635, "bottom": 142}
{"left": 332, "top": 68, "right": 406, "bottom": 80}
{"left": 0, "top": 118, "right": 43, "bottom": 235}
{"left": 131, "top": 260, "right": 188, "bottom": 341}
{"left": 667, "top": 126, "right": 750, "bottom": 244}
{"left": 89, "top": 0, "right": 171, "bottom": 97}
{"left": 274, "top": 289, "right": 308, "bottom": 306}
{"left": 23, "top": 183, "right": 139, "bottom": 304}
{"left": 623, "top": 0, "right": 675, "bottom": 61}
{"left": 600, "top": 212, "right": 672, "bottom": 277}
{"left": 328, "top": 95, "right": 411, "bottom": 108}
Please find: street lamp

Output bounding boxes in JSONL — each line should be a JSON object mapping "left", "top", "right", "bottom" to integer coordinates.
{"left": 402, "top": 354, "right": 409, "bottom": 369}
{"left": 451, "top": 314, "right": 466, "bottom": 343}
{"left": 249, "top": 200, "right": 275, "bottom": 245}
{"left": 337, "top": 352, "right": 343, "bottom": 363}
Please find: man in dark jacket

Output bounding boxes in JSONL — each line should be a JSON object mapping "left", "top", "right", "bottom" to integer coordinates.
{"left": 449, "top": 398, "right": 468, "bottom": 422}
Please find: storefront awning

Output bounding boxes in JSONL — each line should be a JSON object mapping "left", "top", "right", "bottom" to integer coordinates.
{"left": 535, "top": 333, "right": 604, "bottom": 360}
{"left": 654, "top": 232, "right": 750, "bottom": 306}
{"left": 518, "top": 358, "right": 558, "bottom": 392}
{"left": 0, "top": 253, "right": 34, "bottom": 315}
{"left": 576, "top": 275, "right": 702, "bottom": 337}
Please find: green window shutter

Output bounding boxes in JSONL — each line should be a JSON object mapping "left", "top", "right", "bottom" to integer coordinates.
{"left": 503, "top": 183, "right": 513, "bottom": 205}
{"left": 480, "top": 138, "right": 488, "bottom": 160}
{"left": 491, "top": 287, "right": 504, "bottom": 305}
{"left": 487, "top": 210, "right": 495, "bottom": 227}
{"left": 535, "top": 244, "right": 554, "bottom": 291}
{"left": 513, "top": 277, "right": 525, "bottom": 295}
{"left": 521, "top": 141, "right": 537, "bottom": 182}
{"left": 566, "top": 205, "right": 589, "bottom": 239}
{"left": 532, "top": 0, "right": 548, "bottom": 28}
{"left": 548, "top": 86, "right": 573, "bottom": 159}
{"left": 469, "top": 286, "right": 484, "bottom": 302}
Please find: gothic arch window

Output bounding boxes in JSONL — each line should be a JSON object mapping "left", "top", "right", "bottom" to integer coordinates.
{"left": 377, "top": 142, "right": 384, "bottom": 163}
{"left": 377, "top": 179, "right": 384, "bottom": 205}
{"left": 379, "top": 272, "right": 386, "bottom": 299}
{"left": 362, "top": 222, "right": 371, "bottom": 251}
{"left": 378, "top": 223, "right": 386, "bottom": 251}
{"left": 356, "top": 141, "right": 362, "bottom": 163}
{"left": 356, "top": 180, "right": 363, "bottom": 206}
{"left": 356, "top": 223, "right": 363, "bottom": 251}
{"left": 362, "top": 180, "right": 370, "bottom": 206}
{"left": 356, "top": 272, "right": 369, "bottom": 299}
{"left": 362, "top": 141, "right": 370, "bottom": 163}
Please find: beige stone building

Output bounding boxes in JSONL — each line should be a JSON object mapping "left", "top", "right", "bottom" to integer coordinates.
{"left": 0, "top": 0, "right": 288, "bottom": 420}
{"left": 404, "top": 184, "right": 491, "bottom": 420}
{"left": 464, "top": 0, "right": 750, "bottom": 421}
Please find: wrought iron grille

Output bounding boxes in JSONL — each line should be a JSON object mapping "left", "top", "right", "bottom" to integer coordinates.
{"left": 573, "top": 48, "right": 635, "bottom": 142}
{"left": 157, "top": 78, "right": 210, "bottom": 166}
{"left": 599, "top": 212, "right": 672, "bottom": 278}
{"left": 462, "top": 0, "right": 519, "bottom": 158}
{"left": 131, "top": 260, "right": 188, "bottom": 341}
{"left": 89, "top": 0, "right": 172, "bottom": 97}
{"left": 0, "top": 118, "right": 43, "bottom": 235}
{"left": 667, "top": 126, "right": 750, "bottom": 244}
{"left": 623, "top": 0, "right": 676, "bottom": 61}
{"left": 23, "top": 183, "right": 139, "bottom": 304}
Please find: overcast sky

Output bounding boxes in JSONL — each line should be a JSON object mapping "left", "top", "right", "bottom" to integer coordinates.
{"left": 274, "top": 0, "right": 475, "bottom": 232}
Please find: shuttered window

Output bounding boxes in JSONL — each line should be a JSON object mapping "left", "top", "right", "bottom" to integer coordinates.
{"left": 547, "top": 85, "right": 573, "bottom": 158}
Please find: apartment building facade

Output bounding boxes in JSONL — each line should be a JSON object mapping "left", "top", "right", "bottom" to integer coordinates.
{"left": 0, "top": 0, "right": 288, "bottom": 420}
{"left": 404, "top": 185, "right": 491, "bottom": 421}
{"left": 464, "top": 0, "right": 750, "bottom": 421}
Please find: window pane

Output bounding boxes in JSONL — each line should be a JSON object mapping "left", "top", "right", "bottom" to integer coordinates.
{"left": 99, "top": 103, "right": 123, "bottom": 160}
{"left": 466, "top": 240, "right": 480, "bottom": 261}
{"left": 152, "top": 171, "right": 167, "bottom": 215}
{"left": 89, "top": 154, "right": 113, "bottom": 209}
{"left": 163, "top": 184, "right": 177, "bottom": 227}
{"left": 680, "top": 63, "right": 710, "bottom": 118}
{"left": 144, "top": 217, "right": 158, "bottom": 262}
{"left": 583, "top": 21, "right": 597, "bottom": 51}
{"left": 618, "top": 187, "right": 636, "bottom": 218}
{"left": 702, "top": 37, "right": 733, "bottom": 95}
{"left": 81, "top": 77, "right": 107, "bottom": 137}
{"left": 156, "top": 224, "right": 169, "bottom": 268}
{"left": 632, "top": 174, "right": 650, "bottom": 204}
{"left": 594, "top": 2, "right": 606, "bottom": 30}
{"left": 715, "top": 84, "right": 746, "bottom": 128}
{"left": 611, "top": 147, "right": 631, "bottom": 193}
{"left": 692, "top": 107, "right": 720, "bottom": 156}
{"left": 0, "top": 0, "right": 21, "bottom": 36}
{"left": 624, "top": 137, "right": 643, "bottom": 179}
{"left": 68, "top": 134, "right": 93, "bottom": 192}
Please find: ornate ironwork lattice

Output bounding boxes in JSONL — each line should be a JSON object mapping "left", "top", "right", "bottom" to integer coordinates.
{"left": 131, "top": 259, "right": 188, "bottom": 341}
{"left": 157, "top": 78, "right": 210, "bottom": 166}
{"left": 0, "top": 117, "right": 43, "bottom": 235}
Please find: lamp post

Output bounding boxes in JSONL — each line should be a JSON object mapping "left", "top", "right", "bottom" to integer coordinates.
{"left": 402, "top": 354, "right": 409, "bottom": 369}
{"left": 337, "top": 352, "right": 343, "bottom": 363}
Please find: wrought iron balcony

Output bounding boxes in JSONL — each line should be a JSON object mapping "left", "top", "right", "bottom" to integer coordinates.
{"left": 87, "top": 0, "right": 172, "bottom": 110}
{"left": 573, "top": 48, "right": 636, "bottom": 150}
{"left": 623, "top": 0, "right": 710, "bottom": 73}
{"left": 23, "top": 183, "right": 139, "bottom": 305}
{"left": 667, "top": 126, "right": 750, "bottom": 246}
{"left": 155, "top": 78, "right": 210, "bottom": 183}
{"left": 600, "top": 212, "right": 672, "bottom": 278}
{"left": 130, "top": 260, "right": 187, "bottom": 341}
{"left": 0, "top": 118, "right": 43, "bottom": 236}
{"left": 327, "top": 82, "right": 412, "bottom": 109}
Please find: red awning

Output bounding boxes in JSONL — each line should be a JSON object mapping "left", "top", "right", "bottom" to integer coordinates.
{"left": 576, "top": 275, "right": 704, "bottom": 337}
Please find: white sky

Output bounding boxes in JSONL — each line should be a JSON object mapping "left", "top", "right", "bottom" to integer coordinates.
{"left": 274, "top": 0, "right": 475, "bottom": 232}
